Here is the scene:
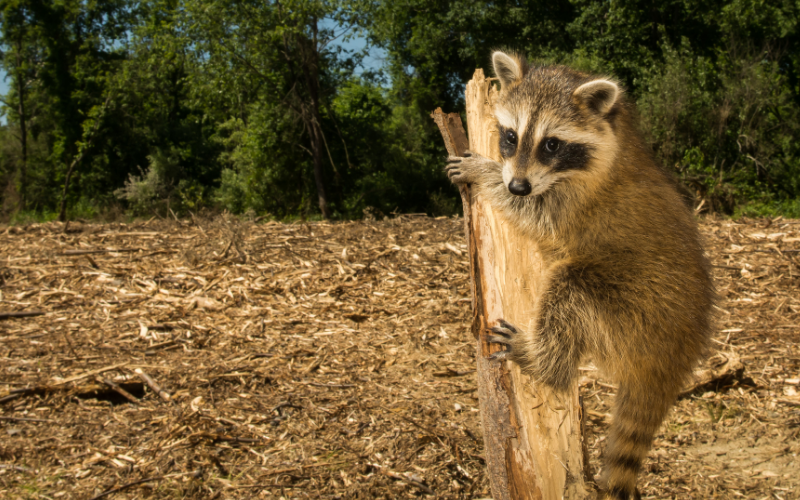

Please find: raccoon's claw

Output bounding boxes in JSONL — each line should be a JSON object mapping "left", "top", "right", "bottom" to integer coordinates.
{"left": 445, "top": 153, "right": 472, "bottom": 166}
{"left": 445, "top": 156, "right": 468, "bottom": 184}
{"left": 486, "top": 334, "right": 512, "bottom": 346}
{"left": 486, "top": 319, "right": 519, "bottom": 360}
{"left": 487, "top": 349, "right": 513, "bottom": 361}
{"left": 490, "top": 319, "right": 519, "bottom": 336}
{"left": 445, "top": 151, "right": 475, "bottom": 162}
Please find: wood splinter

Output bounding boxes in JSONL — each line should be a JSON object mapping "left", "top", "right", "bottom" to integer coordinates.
{"left": 98, "top": 377, "right": 140, "bottom": 405}
{"left": 135, "top": 368, "right": 171, "bottom": 402}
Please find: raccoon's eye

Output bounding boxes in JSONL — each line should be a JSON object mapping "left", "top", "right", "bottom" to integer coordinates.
{"left": 505, "top": 130, "right": 518, "bottom": 145}
{"left": 544, "top": 137, "right": 561, "bottom": 153}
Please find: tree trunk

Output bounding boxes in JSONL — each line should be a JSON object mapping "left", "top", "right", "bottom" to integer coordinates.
{"left": 432, "top": 69, "right": 590, "bottom": 500}
{"left": 58, "top": 94, "right": 111, "bottom": 223}
{"left": 307, "top": 117, "right": 332, "bottom": 219}
{"left": 14, "top": 37, "right": 28, "bottom": 209}
{"left": 58, "top": 156, "right": 79, "bottom": 223}
{"left": 302, "top": 17, "right": 331, "bottom": 220}
{"left": 274, "top": 6, "right": 332, "bottom": 220}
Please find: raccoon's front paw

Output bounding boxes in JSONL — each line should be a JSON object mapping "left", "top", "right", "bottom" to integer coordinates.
{"left": 486, "top": 319, "right": 520, "bottom": 362}
{"left": 444, "top": 151, "right": 496, "bottom": 185}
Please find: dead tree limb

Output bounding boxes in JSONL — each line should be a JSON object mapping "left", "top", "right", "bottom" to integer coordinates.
{"left": 432, "top": 69, "right": 590, "bottom": 500}
{"left": 0, "top": 311, "right": 45, "bottom": 320}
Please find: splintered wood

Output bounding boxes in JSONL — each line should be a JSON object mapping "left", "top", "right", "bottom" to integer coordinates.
{"left": 1, "top": 213, "right": 800, "bottom": 499}
{"left": 435, "top": 69, "right": 588, "bottom": 500}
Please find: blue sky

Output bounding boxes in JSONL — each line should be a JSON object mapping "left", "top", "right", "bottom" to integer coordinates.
{"left": 321, "top": 19, "right": 387, "bottom": 76}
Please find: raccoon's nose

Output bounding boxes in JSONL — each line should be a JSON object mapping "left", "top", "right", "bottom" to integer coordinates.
{"left": 508, "top": 178, "right": 532, "bottom": 196}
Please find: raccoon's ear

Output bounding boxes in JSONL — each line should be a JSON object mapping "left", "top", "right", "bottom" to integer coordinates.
{"left": 492, "top": 51, "right": 527, "bottom": 89}
{"left": 572, "top": 79, "right": 620, "bottom": 116}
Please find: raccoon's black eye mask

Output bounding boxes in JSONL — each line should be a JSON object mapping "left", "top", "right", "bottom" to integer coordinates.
{"left": 537, "top": 139, "right": 593, "bottom": 171}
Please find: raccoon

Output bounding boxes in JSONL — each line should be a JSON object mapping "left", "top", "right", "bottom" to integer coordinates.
{"left": 445, "top": 52, "right": 714, "bottom": 500}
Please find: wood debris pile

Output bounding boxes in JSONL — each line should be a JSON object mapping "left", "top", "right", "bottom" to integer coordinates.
{"left": 1, "top": 214, "right": 799, "bottom": 499}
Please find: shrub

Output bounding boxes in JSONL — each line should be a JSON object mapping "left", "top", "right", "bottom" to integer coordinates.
{"left": 638, "top": 41, "right": 800, "bottom": 212}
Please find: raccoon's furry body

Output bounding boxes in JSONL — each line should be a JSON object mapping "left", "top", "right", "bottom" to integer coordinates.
{"left": 445, "top": 52, "right": 715, "bottom": 500}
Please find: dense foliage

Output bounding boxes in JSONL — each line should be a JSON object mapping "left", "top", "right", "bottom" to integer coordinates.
{"left": 1, "top": 0, "right": 799, "bottom": 221}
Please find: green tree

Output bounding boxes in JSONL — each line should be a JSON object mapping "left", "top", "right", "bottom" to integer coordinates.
{"left": 112, "top": 0, "right": 222, "bottom": 215}
{"left": 0, "top": 0, "right": 44, "bottom": 210}
{"left": 368, "top": 0, "right": 575, "bottom": 112}
{"left": 0, "top": 0, "right": 137, "bottom": 218}
{"left": 184, "top": 0, "right": 369, "bottom": 219}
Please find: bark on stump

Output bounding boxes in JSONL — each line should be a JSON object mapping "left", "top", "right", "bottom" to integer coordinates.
{"left": 432, "top": 69, "right": 590, "bottom": 500}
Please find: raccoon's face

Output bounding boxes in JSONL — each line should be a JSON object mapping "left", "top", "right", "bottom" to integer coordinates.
{"left": 491, "top": 51, "right": 621, "bottom": 198}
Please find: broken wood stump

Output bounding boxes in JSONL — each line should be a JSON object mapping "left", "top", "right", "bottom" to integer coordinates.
{"left": 432, "top": 68, "right": 590, "bottom": 500}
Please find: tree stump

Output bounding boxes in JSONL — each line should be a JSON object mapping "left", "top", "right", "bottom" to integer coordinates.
{"left": 432, "top": 68, "right": 590, "bottom": 500}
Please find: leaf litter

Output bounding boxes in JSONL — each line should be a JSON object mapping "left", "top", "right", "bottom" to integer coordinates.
{"left": 0, "top": 214, "right": 799, "bottom": 499}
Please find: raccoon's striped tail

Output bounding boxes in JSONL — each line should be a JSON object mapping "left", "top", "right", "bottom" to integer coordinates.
{"left": 601, "top": 382, "right": 676, "bottom": 500}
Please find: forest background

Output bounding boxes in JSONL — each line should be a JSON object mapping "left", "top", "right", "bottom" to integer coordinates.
{"left": 0, "top": 0, "right": 798, "bottom": 223}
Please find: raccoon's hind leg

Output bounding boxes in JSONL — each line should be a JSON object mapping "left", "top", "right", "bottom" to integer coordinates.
{"left": 601, "top": 380, "right": 677, "bottom": 500}
{"left": 486, "top": 315, "right": 584, "bottom": 393}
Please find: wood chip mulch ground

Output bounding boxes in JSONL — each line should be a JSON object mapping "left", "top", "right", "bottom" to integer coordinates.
{"left": 1, "top": 214, "right": 799, "bottom": 499}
